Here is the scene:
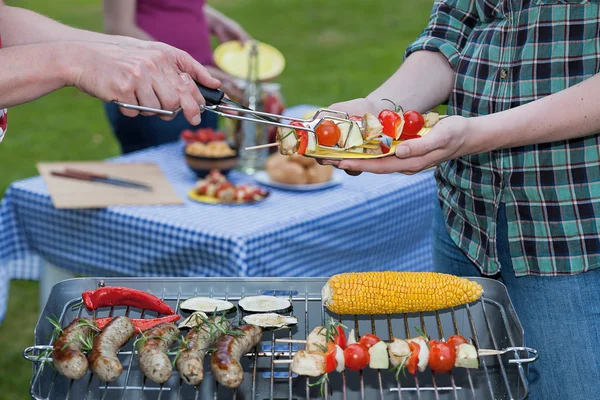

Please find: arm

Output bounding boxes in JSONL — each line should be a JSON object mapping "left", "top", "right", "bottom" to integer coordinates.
{"left": 204, "top": 5, "right": 251, "bottom": 43}
{"left": 0, "top": 2, "right": 136, "bottom": 46}
{"left": 330, "top": 0, "right": 478, "bottom": 116}
{"left": 103, "top": 0, "right": 154, "bottom": 41}
{"left": 336, "top": 72, "right": 600, "bottom": 175}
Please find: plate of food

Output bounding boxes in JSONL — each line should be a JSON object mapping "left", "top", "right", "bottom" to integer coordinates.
{"left": 254, "top": 153, "right": 342, "bottom": 191}
{"left": 188, "top": 170, "right": 269, "bottom": 205}
{"left": 259, "top": 103, "right": 443, "bottom": 160}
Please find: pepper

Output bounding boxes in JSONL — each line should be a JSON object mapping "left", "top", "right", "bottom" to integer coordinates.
{"left": 95, "top": 314, "right": 180, "bottom": 332}
{"left": 81, "top": 286, "right": 175, "bottom": 315}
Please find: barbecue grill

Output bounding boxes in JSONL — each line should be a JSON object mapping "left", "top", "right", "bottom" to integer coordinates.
{"left": 24, "top": 277, "right": 537, "bottom": 399}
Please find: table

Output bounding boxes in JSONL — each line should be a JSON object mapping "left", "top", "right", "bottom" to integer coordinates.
{"left": 0, "top": 142, "right": 437, "bottom": 322}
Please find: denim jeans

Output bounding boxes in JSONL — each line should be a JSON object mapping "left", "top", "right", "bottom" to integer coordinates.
{"left": 104, "top": 102, "right": 218, "bottom": 154}
{"left": 432, "top": 198, "right": 600, "bottom": 399}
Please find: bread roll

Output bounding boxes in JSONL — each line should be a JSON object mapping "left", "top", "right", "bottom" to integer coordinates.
{"left": 289, "top": 154, "right": 317, "bottom": 168}
{"left": 269, "top": 160, "right": 309, "bottom": 185}
{"left": 307, "top": 164, "right": 333, "bottom": 184}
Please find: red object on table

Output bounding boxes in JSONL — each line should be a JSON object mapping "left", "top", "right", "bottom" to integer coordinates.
{"left": 82, "top": 286, "right": 175, "bottom": 315}
{"left": 94, "top": 314, "right": 180, "bottom": 332}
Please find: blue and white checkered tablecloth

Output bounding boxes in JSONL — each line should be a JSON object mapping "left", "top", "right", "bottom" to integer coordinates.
{"left": 0, "top": 142, "right": 437, "bottom": 321}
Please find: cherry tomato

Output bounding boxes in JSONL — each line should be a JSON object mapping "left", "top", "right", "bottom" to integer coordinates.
{"left": 181, "top": 129, "right": 196, "bottom": 142}
{"left": 315, "top": 120, "right": 340, "bottom": 147}
{"left": 344, "top": 343, "right": 370, "bottom": 371}
{"left": 378, "top": 110, "right": 402, "bottom": 138}
{"left": 334, "top": 326, "right": 347, "bottom": 349}
{"left": 324, "top": 343, "right": 337, "bottom": 373}
{"left": 428, "top": 341, "right": 456, "bottom": 374}
{"left": 447, "top": 335, "right": 468, "bottom": 350}
{"left": 358, "top": 334, "right": 380, "bottom": 349}
{"left": 402, "top": 111, "right": 425, "bottom": 137}
{"left": 407, "top": 341, "right": 420, "bottom": 375}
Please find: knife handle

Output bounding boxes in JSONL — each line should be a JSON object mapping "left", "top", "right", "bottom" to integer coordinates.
{"left": 196, "top": 83, "right": 225, "bottom": 105}
{"left": 64, "top": 168, "right": 107, "bottom": 180}
{"left": 51, "top": 170, "right": 94, "bottom": 181}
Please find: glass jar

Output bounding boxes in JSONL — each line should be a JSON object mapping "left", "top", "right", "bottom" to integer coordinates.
{"left": 230, "top": 81, "right": 286, "bottom": 174}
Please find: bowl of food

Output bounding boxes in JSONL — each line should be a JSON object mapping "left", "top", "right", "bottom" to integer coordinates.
{"left": 184, "top": 141, "right": 239, "bottom": 178}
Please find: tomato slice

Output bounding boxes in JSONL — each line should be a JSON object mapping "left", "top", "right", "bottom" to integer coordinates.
{"left": 358, "top": 334, "right": 380, "bottom": 349}
{"left": 324, "top": 343, "right": 337, "bottom": 373}
{"left": 344, "top": 343, "right": 370, "bottom": 371}
{"left": 334, "top": 326, "right": 347, "bottom": 349}
{"left": 447, "top": 335, "right": 468, "bottom": 350}
{"left": 428, "top": 341, "right": 456, "bottom": 374}
{"left": 407, "top": 342, "right": 420, "bottom": 375}
{"left": 402, "top": 110, "right": 425, "bottom": 137}
{"left": 378, "top": 110, "right": 402, "bottom": 139}
{"left": 315, "top": 120, "right": 341, "bottom": 147}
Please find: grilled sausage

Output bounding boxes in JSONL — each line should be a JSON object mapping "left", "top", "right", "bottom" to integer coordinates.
{"left": 210, "top": 324, "right": 262, "bottom": 388}
{"left": 88, "top": 316, "right": 136, "bottom": 382}
{"left": 53, "top": 318, "right": 96, "bottom": 379}
{"left": 176, "top": 318, "right": 230, "bottom": 386}
{"left": 138, "top": 323, "right": 179, "bottom": 384}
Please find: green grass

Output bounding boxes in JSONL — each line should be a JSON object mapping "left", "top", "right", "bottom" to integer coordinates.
{"left": 0, "top": 1, "right": 435, "bottom": 398}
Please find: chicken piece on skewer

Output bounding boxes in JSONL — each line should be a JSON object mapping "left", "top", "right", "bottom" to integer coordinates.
{"left": 388, "top": 337, "right": 411, "bottom": 367}
{"left": 306, "top": 326, "right": 328, "bottom": 353}
{"left": 290, "top": 350, "right": 327, "bottom": 377}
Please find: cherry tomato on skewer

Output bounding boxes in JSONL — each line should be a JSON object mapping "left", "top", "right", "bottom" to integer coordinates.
{"left": 401, "top": 110, "right": 425, "bottom": 138}
{"left": 344, "top": 343, "right": 370, "bottom": 371}
{"left": 428, "top": 340, "right": 456, "bottom": 374}
{"left": 447, "top": 335, "right": 468, "bottom": 350}
{"left": 315, "top": 120, "right": 341, "bottom": 147}
{"left": 358, "top": 334, "right": 380, "bottom": 349}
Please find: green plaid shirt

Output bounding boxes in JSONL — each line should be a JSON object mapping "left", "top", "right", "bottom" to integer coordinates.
{"left": 405, "top": 0, "right": 600, "bottom": 276}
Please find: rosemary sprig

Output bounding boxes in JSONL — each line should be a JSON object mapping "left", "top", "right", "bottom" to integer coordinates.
{"left": 413, "top": 326, "right": 429, "bottom": 341}
{"left": 75, "top": 318, "right": 100, "bottom": 332}
{"left": 319, "top": 317, "right": 347, "bottom": 343}
{"left": 45, "top": 315, "right": 63, "bottom": 342}
{"left": 307, "top": 373, "right": 329, "bottom": 397}
{"left": 62, "top": 330, "right": 95, "bottom": 352}
{"left": 390, "top": 357, "right": 407, "bottom": 381}
{"left": 70, "top": 299, "right": 84, "bottom": 310}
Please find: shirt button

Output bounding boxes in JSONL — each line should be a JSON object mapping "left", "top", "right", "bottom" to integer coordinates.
{"left": 500, "top": 69, "right": 508, "bottom": 79}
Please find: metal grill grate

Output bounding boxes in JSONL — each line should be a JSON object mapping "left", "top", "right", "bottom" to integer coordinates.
{"left": 24, "top": 277, "right": 532, "bottom": 399}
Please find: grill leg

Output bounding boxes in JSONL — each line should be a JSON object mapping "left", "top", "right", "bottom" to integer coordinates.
{"left": 39, "top": 259, "right": 75, "bottom": 312}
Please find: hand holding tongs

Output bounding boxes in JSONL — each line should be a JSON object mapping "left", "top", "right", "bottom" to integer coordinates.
{"left": 113, "top": 82, "right": 354, "bottom": 149}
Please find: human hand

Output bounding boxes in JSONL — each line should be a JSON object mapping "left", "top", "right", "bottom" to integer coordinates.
{"left": 71, "top": 40, "right": 221, "bottom": 125}
{"left": 211, "top": 15, "right": 251, "bottom": 44}
{"left": 324, "top": 115, "right": 474, "bottom": 175}
{"left": 205, "top": 66, "right": 244, "bottom": 100}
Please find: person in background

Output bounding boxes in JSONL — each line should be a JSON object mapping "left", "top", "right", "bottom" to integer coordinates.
{"left": 0, "top": 1, "right": 218, "bottom": 144}
{"left": 323, "top": 1, "right": 600, "bottom": 399}
{"left": 103, "top": 0, "right": 251, "bottom": 154}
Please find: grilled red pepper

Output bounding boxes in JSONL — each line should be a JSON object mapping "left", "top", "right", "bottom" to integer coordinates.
{"left": 95, "top": 314, "right": 180, "bottom": 332}
{"left": 82, "top": 287, "right": 175, "bottom": 315}
{"left": 290, "top": 121, "right": 308, "bottom": 155}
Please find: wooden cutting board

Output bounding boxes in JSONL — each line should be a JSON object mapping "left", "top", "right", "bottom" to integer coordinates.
{"left": 37, "top": 162, "right": 184, "bottom": 209}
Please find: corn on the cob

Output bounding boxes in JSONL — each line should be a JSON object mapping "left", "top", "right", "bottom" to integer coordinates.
{"left": 322, "top": 271, "right": 483, "bottom": 315}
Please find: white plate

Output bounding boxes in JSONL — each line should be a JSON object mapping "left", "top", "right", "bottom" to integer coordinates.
{"left": 253, "top": 170, "right": 343, "bottom": 192}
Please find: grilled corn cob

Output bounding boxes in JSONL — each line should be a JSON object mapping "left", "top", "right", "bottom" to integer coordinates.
{"left": 322, "top": 272, "right": 483, "bottom": 315}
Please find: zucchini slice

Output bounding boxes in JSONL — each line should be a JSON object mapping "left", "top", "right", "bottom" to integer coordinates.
{"left": 238, "top": 295, "right": 292, "bottom": 314}
{"left": 242, "top": 313, "right": 298, "bottom": 329}
{"left": 178, "top": 311, "right": 208, "bottom": 329}
{"left": 180, "top": 297, "right": 236, "bottom": 314}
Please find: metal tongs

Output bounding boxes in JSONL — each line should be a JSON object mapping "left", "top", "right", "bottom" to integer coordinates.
{"left": 113, "top": 83, "right": 355, "bottom": 149}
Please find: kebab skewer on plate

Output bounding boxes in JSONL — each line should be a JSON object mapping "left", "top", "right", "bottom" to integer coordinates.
{"left": 246, "top": 105, "right": 444, "bottom": 158}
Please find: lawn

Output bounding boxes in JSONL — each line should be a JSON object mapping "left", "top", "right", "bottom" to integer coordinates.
{"left": 0, "top": 1, "right": 435, "bottom": 398}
